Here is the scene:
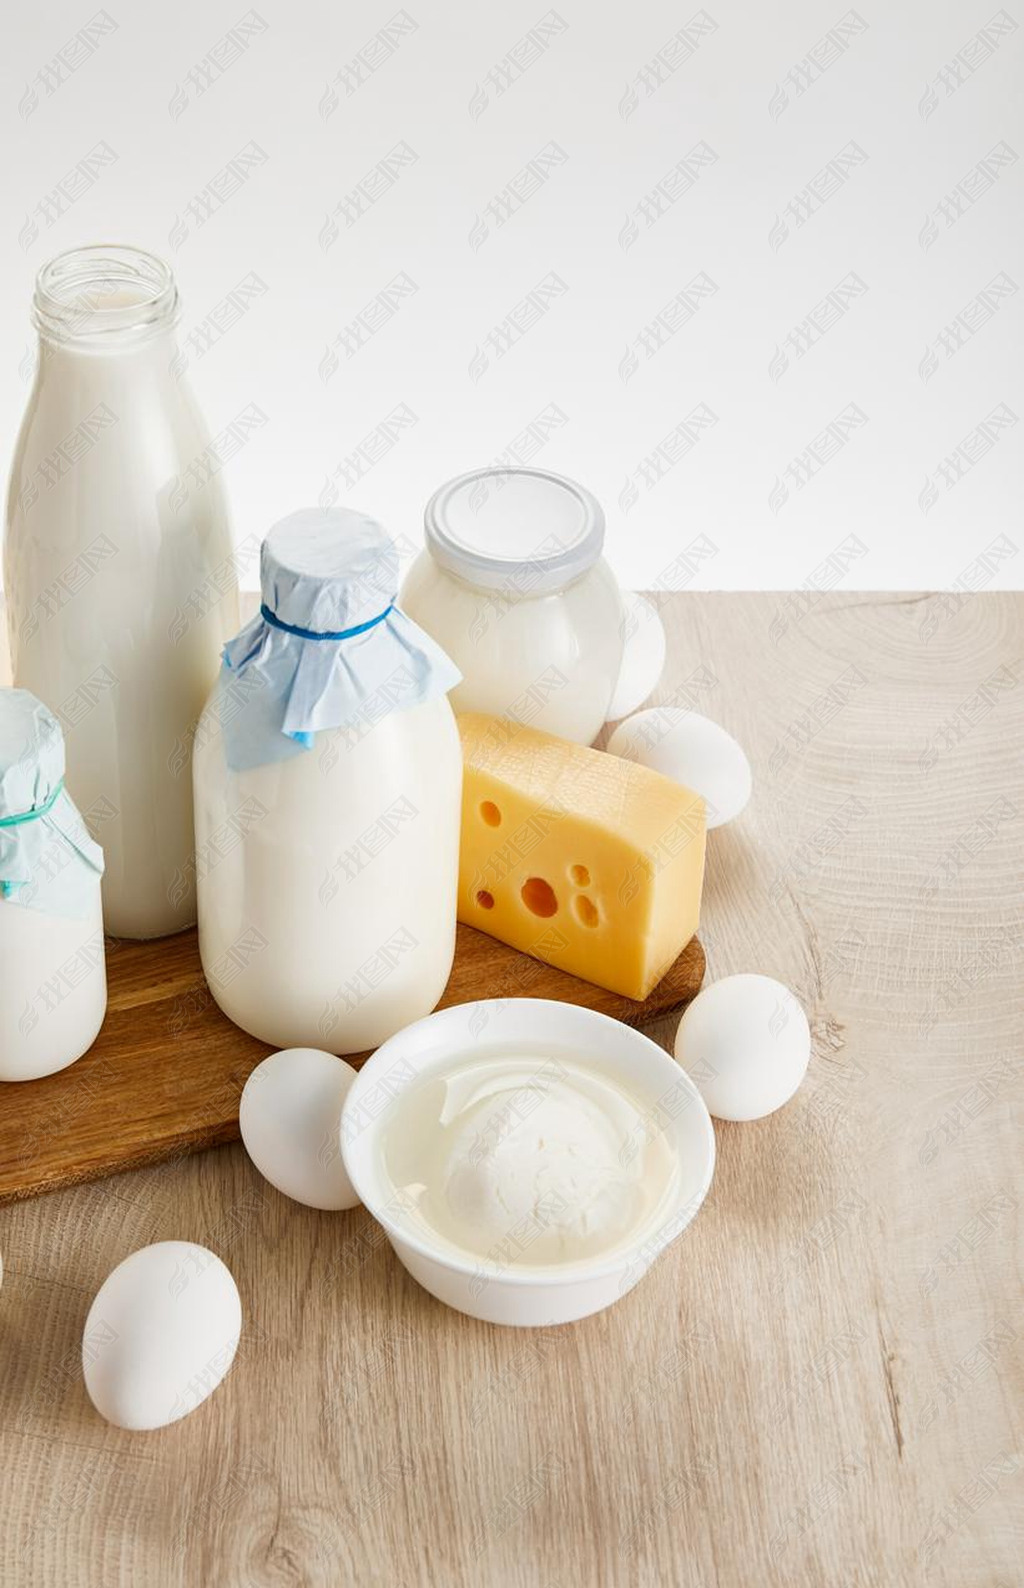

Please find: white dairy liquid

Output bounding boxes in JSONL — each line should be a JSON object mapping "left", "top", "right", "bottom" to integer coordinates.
{"left": 400, "top": 553, "right": 625, "bottom": 745}
{"left": 379, "top": 1049, "right": 680, "bottom": 1267}
{"left": 193, "top": 688, "right": 462, "bottom": 1053}
{"left": 3, "top": 248, "right": 238, "bottom": 938}
{"left": 0, "top": 896, "right": 106, "bottom": 1081}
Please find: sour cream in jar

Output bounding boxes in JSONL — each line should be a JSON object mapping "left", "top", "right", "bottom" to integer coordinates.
{"left": 400, "top": 468, "right": 625, "bottom": 746}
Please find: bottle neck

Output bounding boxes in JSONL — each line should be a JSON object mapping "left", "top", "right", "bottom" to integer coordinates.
{"left": 33, "top": 244, "right": 180, "bottom": 354}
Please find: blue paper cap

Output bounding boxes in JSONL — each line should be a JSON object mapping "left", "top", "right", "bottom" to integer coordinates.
{"left": 261, "top": 509, "right": 397, "bottom": 633}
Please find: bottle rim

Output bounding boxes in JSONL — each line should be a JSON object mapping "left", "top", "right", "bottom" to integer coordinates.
{"left": 32, "top": 243, "right": 180, "bottom": 346}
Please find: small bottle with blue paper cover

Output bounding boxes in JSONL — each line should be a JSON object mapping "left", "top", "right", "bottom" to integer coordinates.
{"left": 0, "top": 688, "right": 107, "bottom": 1081}
{"left": 192, "top": 508, "right": 463, "bottom": 1054}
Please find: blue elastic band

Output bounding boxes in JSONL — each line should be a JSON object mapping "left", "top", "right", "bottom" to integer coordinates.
{"left": 259, "top": 602, "right": 394, "bottom": 642}
{"left": 0, "top": 777, "right": 65, "bottom": 829}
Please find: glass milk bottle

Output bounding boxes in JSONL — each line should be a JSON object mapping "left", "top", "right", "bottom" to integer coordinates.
{"left": 0, "top": 688, "right": 106, "bottom": 1082}
{"left": 3, "top": 245, "right": 239, "bottom": 938}
{"left": 193, "top": 508, "right": 463, "bottom": 1054}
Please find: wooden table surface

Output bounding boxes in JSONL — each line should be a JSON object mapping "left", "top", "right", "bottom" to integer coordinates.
{"left": 1, "top": 592, "right": 1021, "bottom": 1588}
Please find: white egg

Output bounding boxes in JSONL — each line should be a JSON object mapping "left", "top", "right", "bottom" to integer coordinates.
{"left": 83, "top": 1241, "right": 241, "bottom": 1430}
{"left": 607, "top": 708, "right": 751, "bottom": 828}
{"left": 674, "top": 973, "right": 810, "bottom": 1121}
{"left": 606, "top": 593, "right": 666, "bottom": 721}
{"left": 239, "top": 1047, "right": 360, "bottom": 1210}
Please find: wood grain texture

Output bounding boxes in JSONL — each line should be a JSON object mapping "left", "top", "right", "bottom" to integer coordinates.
{"left": 0, "top": 926, "right": 705, "bottom": 1205}
{"left": 1, "top": 592, "right": 1022, "bottom": 1588}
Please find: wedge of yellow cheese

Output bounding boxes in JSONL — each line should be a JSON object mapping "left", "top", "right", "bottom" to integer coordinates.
{"left": 457, "top": 712, "right": 706, "bottom": 999}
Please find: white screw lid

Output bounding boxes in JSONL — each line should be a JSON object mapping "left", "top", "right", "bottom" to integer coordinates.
{"left": 424, "top": 466, "right": 605, "bottom": 595}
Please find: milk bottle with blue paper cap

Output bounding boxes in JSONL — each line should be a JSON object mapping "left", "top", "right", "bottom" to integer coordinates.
{"left": 0, "top": 688, "right": 107, "bottom": 1081}
{"left": 192, "top": 508, "right": 463, "bottom": 1053}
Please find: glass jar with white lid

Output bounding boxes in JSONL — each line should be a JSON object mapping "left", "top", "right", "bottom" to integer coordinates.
{"left": 400, "top": 467, "right": 625, "bottom": 745}
{"left": 193, "top": 508, "right": 463, "bottom": 1055}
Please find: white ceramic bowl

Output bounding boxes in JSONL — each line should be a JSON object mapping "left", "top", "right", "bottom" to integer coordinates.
{"left": 340, "top": 998, "right": 716, "bottom": 1327}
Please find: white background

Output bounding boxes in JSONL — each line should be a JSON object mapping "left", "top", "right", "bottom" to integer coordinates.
{"left": 2, "top": 0, "right": 1022, "bottom": 592}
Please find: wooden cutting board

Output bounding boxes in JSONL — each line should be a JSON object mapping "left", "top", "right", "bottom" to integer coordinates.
{"left": 0, "top": 925, "right": 704, "bottom": 1204}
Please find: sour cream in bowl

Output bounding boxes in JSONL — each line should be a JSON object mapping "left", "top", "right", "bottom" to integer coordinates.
{"left": 340, "top": 998, "right": 715, "bottom": 1327}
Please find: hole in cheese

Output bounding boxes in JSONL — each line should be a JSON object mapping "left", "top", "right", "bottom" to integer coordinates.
{"left": 521, "top": 877, "right": 558, "bottom": 918}
{"left": 480, "top": 801, "right": 502, "bottom": 827}
{"left": 476, "top": 890, "right": 495, "bottom": 910}
{"left": 570, "top": 864, "right": 590, "bottom": 887}
{"left": 574, "top": 895, "right": 599, "bottom": 928}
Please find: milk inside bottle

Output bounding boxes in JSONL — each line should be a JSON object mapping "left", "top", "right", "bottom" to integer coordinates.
{"left": 193, "top": 508, "right": 463, "bottom": 1053}
{"left": 0, "top": 687, "right": 106, "bottom": 1081}
{"left": 3, "top": 245, "right": 240, "bottom": 938}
